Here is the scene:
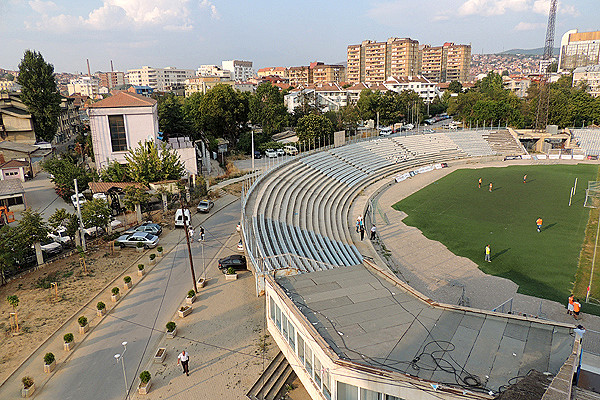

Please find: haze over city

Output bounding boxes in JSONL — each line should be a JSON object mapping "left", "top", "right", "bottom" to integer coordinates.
{"left": 0, "top": 0, "right": 596, "bottom": 72}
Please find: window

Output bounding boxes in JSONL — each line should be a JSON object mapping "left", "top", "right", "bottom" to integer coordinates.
{"left": 305, "top": 344, "right": 313, "bottom": 376}
{"left": 282, "top": 314, "right": 289, "bottom": 341}
{"left": 361, "top": 389, "right": 383, "bottom": 400}
{"left": 288, "top": 320, "right": 295, "bottom": 350}
{"left": 297, "top": 334, "right": 305, "bottom": 363}
{"left": 314, "top": 356, "right": 322, "bottom": 388}
{"left": 108, "top": 115, "right": 127, "bottom": 152}
{"left": 337, "top": 382, "right": 358, "bottom": 400}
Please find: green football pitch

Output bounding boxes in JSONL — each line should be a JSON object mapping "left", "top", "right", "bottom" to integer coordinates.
{"left": 392, "top": 164, "right": 599, "bottom": 304}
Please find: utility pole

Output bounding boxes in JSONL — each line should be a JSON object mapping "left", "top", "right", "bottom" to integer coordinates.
{"left": 74, "top": 178, "right": 86, "bottom": 251}
{"left": 179, "top": 194, "right": 198, "bottom": 293}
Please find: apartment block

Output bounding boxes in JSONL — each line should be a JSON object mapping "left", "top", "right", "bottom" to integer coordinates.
{"left": 312, "top": 64, "right": 346, "bottom": 84}
{"left": 421, "top": 42, "right": 471, "bottom": 83}
{"left": 346, "top": 38, "right": 420, "bottom": 84}
{"left": 221, "top": 60, "right": 254, "bottom": 82}
{"left": 257, "top": 67, "right": 288, "bottom": 78}
{"left": 288, "top": 66, "right": 311, "bottom": 86}
{"left": 559, "top": 29, "right": 600, "bottom": 72}
{"left": 197, "top": 65, "right": 232, "bottom": 79}
{"left": 184, "top": 76, "right": 235, "bottom": 96}
{"left": 126, "top": 66, "right": 195, "bottom": 92}
{"left": 67, "top": 76, "right": 101, "bottom": 97}
{"left": 573, "top": 64, "right": 600, "bottom": 97}
{"left": 97, "top": 71, "right": 126, "bottom": 90}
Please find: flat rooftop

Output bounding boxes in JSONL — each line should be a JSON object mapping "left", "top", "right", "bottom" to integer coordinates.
{"left": 276, "top": 264, "right": 574, "bottom": 393}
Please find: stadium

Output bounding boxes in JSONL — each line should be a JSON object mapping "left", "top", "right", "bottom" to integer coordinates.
{"left": 241, "top": 128, "right": 599, "bottom": 400}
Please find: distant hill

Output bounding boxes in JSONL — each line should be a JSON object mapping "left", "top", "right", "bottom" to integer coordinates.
{"left": 498, "top": 47, "right": 560, "bottom": 56}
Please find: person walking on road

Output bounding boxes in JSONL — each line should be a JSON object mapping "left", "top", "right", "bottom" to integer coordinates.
{"left": 536, "top": 217, "right": 543, "bottom": 232}
{"left": 478, "top": 178, "right": 482, "bottom": 188}
{"left": 198, "top": 226, "right": 205, "bottom": 242}
{"left": 567, "top": 294, "right": 574, "bottom": 315}
{"left": 489, "top": 182, "right": 493, "bottom": 192}
{"left": 573, "top": 299, "right": 581, "bottom": 320}
{"left": 188, "top": 227, "right": 194, "bottom": 240}
{"left": 370, "top": 225, "right": 377, "bottom": 240}
{"left": 485, "top": 244, "right": 491, "bottom": 262}
{"left": 360, "top": 225, "right": 365, "bottom": 241}
{"left": 356, "top": 216, "right": 363, "bottom": 233}
{"left": 177, "top": 350, "right": 190, "bottom": 376}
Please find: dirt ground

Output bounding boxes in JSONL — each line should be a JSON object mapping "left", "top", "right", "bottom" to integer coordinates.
{"left": 0, "top": 241, "right": 144, "bottom": 384}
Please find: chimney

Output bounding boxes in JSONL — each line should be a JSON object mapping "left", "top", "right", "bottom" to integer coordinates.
{"left": 87, "top": 59, "right": 91, "bottom": 77}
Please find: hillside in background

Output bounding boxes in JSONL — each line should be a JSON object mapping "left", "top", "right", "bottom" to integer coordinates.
{"left": 499, "top": 47, "right": 560, "bottom": 56}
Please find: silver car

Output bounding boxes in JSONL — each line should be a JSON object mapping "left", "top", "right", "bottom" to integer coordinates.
{"left": 196, "top": 200, "right": 214, "bottom": 213}
{"left": 116, "top": 232, "right": 159, "bottom": 249}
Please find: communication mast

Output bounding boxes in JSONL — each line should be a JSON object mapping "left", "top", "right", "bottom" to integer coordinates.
{"left": 534, "top": 0, "right": 558, "bottom": 132}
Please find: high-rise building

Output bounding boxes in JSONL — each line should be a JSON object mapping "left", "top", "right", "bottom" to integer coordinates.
{"left": 559, "top": 29, "right": 600, "bottom": 72}
{"left": 573, "top": 65, "right": 600, "bottom": 97}
{"left": 288, "top": 66, "right": 312, "bottom": 86}
{"left": 67, "top": 76, "right": 101, "bottom": 97}
{"left": 126, "top": 66, "right": 195, "bottom": 92}
{"left": 221, "top": 60, "right": 254, "bottom": 82}
{"left": 312, "top": 64, "right": 346, "bottom": 84}
{"left": 97, "top": 71, "right": 126, "bottom": 90}
{"left": 421, "top": 43, "right": 471, "bottom": 83}
{"left": 346, "top": 38, "right": 420, "bottom": 84}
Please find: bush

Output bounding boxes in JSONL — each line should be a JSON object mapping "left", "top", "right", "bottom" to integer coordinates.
{"left": 157, "top": 246, "right": 163, "bottom": 253}
{"left": 112, "top": 287, "right": 120, "bottom": 296}
{"left": 227, "top": 266, "right": 236, "bottom": 275}
{"left": 78, "top": 316, "right": 87, "bottom": 327}
{"left": 187, "top": 290, "right": 195, "bottom": 298}
{"left": 166, "top": 321, "right": 176, "bottom": 332}
{"left": 124, "top": 276, "right": 131, "bottom": 283}
{"left": 97, "top": 301, "right": 105, "bottom": 310}
{"left": 44, "top": 352, "right": 55, "bottom": 365}
{"left": 22, "top": 376, "right": 34, "bottom": 389}
{"left": 149, "top": 253, "right": 156, "bottom": 260}
{"left": 139, "top": 370, "right": 151, "bottom": 384}
{"left": 136, "top": 242, "right": 144, "bottom": 248}
{"left": 180, "top": 306, "right": 187, "bottom": 311}
{"left": 138, "top": 263, "right": 144, "bottom": 270}
{"left": 63, "top": 333, "right": 74, "bottom": 343}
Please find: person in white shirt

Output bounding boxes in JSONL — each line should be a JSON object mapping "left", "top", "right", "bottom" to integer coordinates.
{"left": 177, "top": 350, "right": 190, "bottom": 376}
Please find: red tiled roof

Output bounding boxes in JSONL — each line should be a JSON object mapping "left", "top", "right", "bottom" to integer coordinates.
{"left": 89, "top": 181, "right": 147, "bottom": 193}
{"left": 0, "top": 159, "right": 28, "bottom": 169}
{"left": 88, "top": 92, "right": 156, "bottom": 109}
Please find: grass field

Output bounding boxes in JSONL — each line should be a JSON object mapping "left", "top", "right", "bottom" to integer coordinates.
{"left": 392, "top": 164, "right": 599, "bottom": 306}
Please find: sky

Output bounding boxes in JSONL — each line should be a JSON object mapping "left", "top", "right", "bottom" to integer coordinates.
{"left": 0, "top": 0, "right": 596, "bottom": 73}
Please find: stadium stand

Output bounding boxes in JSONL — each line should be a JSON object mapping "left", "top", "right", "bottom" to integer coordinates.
{"left": 572, "top": 129, "right": 600, "bottom": 156}
{"left": 445, "top": 130, "right": 496, "bottom": 157}
{"left": 481, "top": 129, "right": 526, "bottom": 155}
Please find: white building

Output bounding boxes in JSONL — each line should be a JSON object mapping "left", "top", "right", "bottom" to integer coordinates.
{"left": 0, "top": 80, "right": 22, "bottom": 92}
{"left": 197, "top": 65, "right": 232, "bottom": 79}
{"left": 573, "top": 64, "right": 600, "bottom": 97}
{"left": 222, "top": 60, "right": 254, "bottom": 82}
{"left": 88, "top": 91, "right": 159, "bottom": 169}
{"left": 383, "top": 75, "right": 440, "bottom": 103}
{"left": 126, "top": 66, "right": 195, "bottom": 92}
{"left": 67, "top": 76, "right": 101, "bottom": 98}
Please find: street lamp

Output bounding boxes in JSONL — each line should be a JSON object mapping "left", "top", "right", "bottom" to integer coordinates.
{"left": 114, "top": 341, "right": 129, "bottom": 400}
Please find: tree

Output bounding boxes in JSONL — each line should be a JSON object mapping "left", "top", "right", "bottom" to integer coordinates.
{"left": 123, "top": 187, "right": 151, "bottom": 224}
{"left": 158, "top": 94, "right": 191, "bottom": 139}
{"left": 0, "top": 225, "right": 24, "bottom": 284}
{"left": 17, "top": 50, "right": 61, "bottom": 142}
{"left": 99, "top": 161, "right": 131, "bottom": 182}
{"left": 48, "top": 208, "right": 79, "bottom": 240}
{"left": 249, "top": 83, "right": 289, "bottom": 135}
{"left": 43, "top": 154, "right": 93, "bottom": 200}
{"left": 448, "top": 81, "right": 463, "bottom": 93}
{"left": 296, "top": 114, "right": 334, "bottom": 145}
{"left": 81, "top": 199, "right": 112, "bottom": 231}
{"left": 125, "top": 140, "right": 185, "bottom": 185}
{"left": 18, "top": 210, "right": 48, "bottom": 266}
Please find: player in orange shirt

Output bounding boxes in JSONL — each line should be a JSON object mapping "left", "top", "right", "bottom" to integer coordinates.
{"left": 536, "top": 217, "right": 543, "bottom": 232}
{"left": 478, "top": 178, "right": 482, "bottom": 188}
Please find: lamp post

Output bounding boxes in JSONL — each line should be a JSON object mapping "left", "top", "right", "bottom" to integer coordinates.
{"left": 114, "top": 341, "right": 129, "bottom": 400}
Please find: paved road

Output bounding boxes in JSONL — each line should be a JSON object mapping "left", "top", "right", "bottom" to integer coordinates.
{"left": 19, "top": 171, "right": 71, "bottom": 220}
{"left": 29, "top": 198, "right": 241, "bottom": 400}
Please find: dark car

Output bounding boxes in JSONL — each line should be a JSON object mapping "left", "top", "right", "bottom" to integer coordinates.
{"left": 218, "top": 254, "right": 247, "bottom": 272}
{"left": 125, "top": 222, "right": 163, "bottom": 236}
{"left": 253, "top": 150, "right": 262, "bottom": 159}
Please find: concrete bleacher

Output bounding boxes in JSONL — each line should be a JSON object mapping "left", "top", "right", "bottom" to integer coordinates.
{"left": 446, "top": 130, "right": 496, "bottom": 157}
{"left": 481, "top": 129, "right": 526, "bottom": 155}
{"left": 572, "top": 129, "right": 600, "bottom": 156}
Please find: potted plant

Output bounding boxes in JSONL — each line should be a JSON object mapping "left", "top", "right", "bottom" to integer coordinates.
{"left": 149, "top": 253, "right": 156, "bottom": 265}
{"left": 186, "top": 290, "right": 196, "bottom": 304}
{"left": 196, "top": 277, "right": 206, "bottom": 290}
{"left": 137, "top": 263, "right": 145, "bottom": 276}
{"left": 136, "top": 242, "right": 144, "bottom": 253}
{"left": 178, "top": 305, "right": 192, "bottom": 318}
{"left": 63, "top": 333, "right": 74, "bottom": 351}
{"left": 78, "top": 315, "right": 89, "bottom": 334}
{"left": 138, "top": 370, "right": 151, "bottom": 394}
{"left": 43, "top": 352, "right": 56, "bottom": 373}
{"left": 225, "top": 266, "right": 238, "bottom": 281}
{"left": 157, "top": 246, "right": 163, "bottom": 257}
{"left": 123, "top": 276, "right": 132, "bottom": 290}
{"left": 111, "top": 287, "right": 120, "bottom": 302}
{"left": 154, "top": 347, "right": 166, "bottom": 364}
{"left": 166, "top": 321, "right": 177, "bottom": 338}
{"left": 21, "top": 376, "right": 35, "bottom": 397}
{"left": 96, "top": 301, "right": 106, "bottom": 317}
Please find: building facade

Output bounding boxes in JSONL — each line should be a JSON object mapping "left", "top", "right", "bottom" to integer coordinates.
{"left": 126, "top": 66, "right": 196, "bottom": 92}
{"left": 421, "top": 42, "right": 471, "bottom": 83}
{"left": 67, "top": 76, "right": 101, "bottom": 98}
{"left": 97, "top": 71, "right": 126, "bottom": 90}
{"left": 312, "top": 64, "right": 346, "bottom": 84}
{"left": 257, "top": 67, "right": 288, "bottom": 78}
{"left": 573, "top": 64, "right": 600, "bottom": 97}
{"left": 221, "top": 60, "right": 254, "bottom": 82}
{"left": 0, "top": 93, "right": 36, "bottom": 144}
{"left": 184, "top": 76, "right": 235, "bottom": 96}
{"left": 559, "top": 29, "right": 600, "bottom": 72}
{"left": 0, "top": 80, "right": 22, "bottom": 92}
{"left": 197, "top": 65, "right": 232, "bottom": 79}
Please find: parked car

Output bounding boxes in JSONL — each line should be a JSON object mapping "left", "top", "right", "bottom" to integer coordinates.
{"left": 93, "top": 192, "right": 108, "bottom": 202}
{"left": 283, "top": 145, "right": 298, "bottom": 155}
{"left": 83, "top": 226, "right": 104, "bottom": 239}
{"left": 264, "top": 149, "right": 277, "bottom": 158}
{"left": 276, "top": 148, "right": 285, "bottom": 157}
{"left": 37, "top": 238, "right": 63, "bottom": 256}
{"left": 71, "top": 193, "right": 87, "bottom": 208}
{"left": 174, "top": 208, "right": 192, "bottom": 228}
{"left": 253, "top": 150, "right": 262, "bottom": 159}
{"left": 196, "top": 200, "right": 214, "bottom": 213}
{"left": 125, "top": 222, "right": 162, "bottom": 236}
{"left": 218, "top": 254, "right": 247, "bottom": 272}
{"left": 48, "top": 226, "right": 72, "bottom": 246}
{"left": 115, "top": 232, "right": 159, "bottom": 249}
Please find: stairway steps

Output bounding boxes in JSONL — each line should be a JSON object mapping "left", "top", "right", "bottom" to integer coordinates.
{"left": 247, "top": 351, "right": 296, "bottom": 400}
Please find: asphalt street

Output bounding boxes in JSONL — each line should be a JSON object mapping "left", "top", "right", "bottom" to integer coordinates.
{"left": 31, "top": 198, "right": 241, "bottom": 400}
{"left": 19, "top": 171, "right": 71, "bottom": 220}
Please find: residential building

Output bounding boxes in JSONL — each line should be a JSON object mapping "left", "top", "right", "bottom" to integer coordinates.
{"left": 0, "top": 93, "right": 36, "bottom": 144}
{"left": 197, "top": 65, "right": 232, "bottom": 79}
{"left": 573, "top": 64, "right": 600, "bottom": 97}
{"left": 184, "top": 76, "right": 235, "bottom": 96}
{"left": 421, "top": 42, "right": 471, "bottom": 83}
{"left": 127, "top": 86, "right": 154, "bottom": 97}
{"left": 126, "top": 66, "right": 195, "bottom": 92}
{"left": 312, "top": 64, "right": 346, "bottom": 84}
{"left": 221, "top": 60, "right": 254, "bottom": 82}
{"left": 0, "top": 141, "right": 51, "bottom": 176}
{"left": 88, "top": 91, "right": 159, "bottom": 169}
{"left": 57, "top": 96, "right": 84, "bottom": 143}
{"left": 97, "top": 71, "right": 126, "bottom": 90}
{"left": 559, "top": 29, "right": 600, "bottom": 72}
{"left": 0, "top": 159, "right": 28, "bottom": 182}
{"left": 0, "top": 80, "right": 22, "bottom": 92}
{"left": 67, "top": 76, "right": 101, "bottom": 98}
{"left": 257, "top": 67, "right": 288, "bottom": 78}
{"left": 503, "top": 75, "right": 533, "bottom": 98}
{"left": 346, "top": 38, "right": 420, "bottom": 84}
{"left": 288, "top": 66, "right": 312, "bottom": 86}
{"left": 384, "top": 75, "right": 440, "bottom": 103}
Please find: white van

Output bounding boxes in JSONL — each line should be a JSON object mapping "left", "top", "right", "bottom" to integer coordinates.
{"left": 283, "top": 145, "right": 298, "bottom": 155}
{"left": 174, "top": 208, "right": 192, "bottom": 228}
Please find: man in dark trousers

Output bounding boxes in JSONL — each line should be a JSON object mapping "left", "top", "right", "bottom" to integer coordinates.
{"left": 360, "top": 225, "right": 365, "bottom": 241}
{"left": 370, "top": 225, "right": 377, "bottom": 240}
{"left": 177, "top": 350, "right": 190, "bottom": 376}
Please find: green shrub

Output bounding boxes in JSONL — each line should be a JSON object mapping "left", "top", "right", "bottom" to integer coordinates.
{"left": 124, "top": 276, "right": 131, "bottom": 283}
{"left": 112, "top": 287, "right": 119, "bottom": 295}
{"left": 44, "top": 352, "right": 55, "bottom": 365}
{"left": 166, "top": 321, "right": 176, "bottom": 332}
{"left": 63, "top": 333, "right": 74, "bottom": 343}
{"left": 136, "top": 242, "right": 144, "bottom": 248}
{"left": 149, "top": 253, "right": 156, "bottom": 260}
{"left": 77, "top": 316, "right": 87, "bottom": 327}
{"left": 157, "top": 246, "right": 163, "bottom": 253}
{"left": 96, "top": 301, "right": 105, "bottom": 310}
{"left": 138, "top": 264, "right": 144, "bottom": 270}
{"left": 227, "top": 266, "right": 235, "bottom": 275}
{"left": 187, "top": 290, "right": 195, "bottom": 298}
{"left": 139, "top": 370, "right": 151, "bottom": 384}
{"left": 22, "top": 376, "right": 34, "bottom": 389}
